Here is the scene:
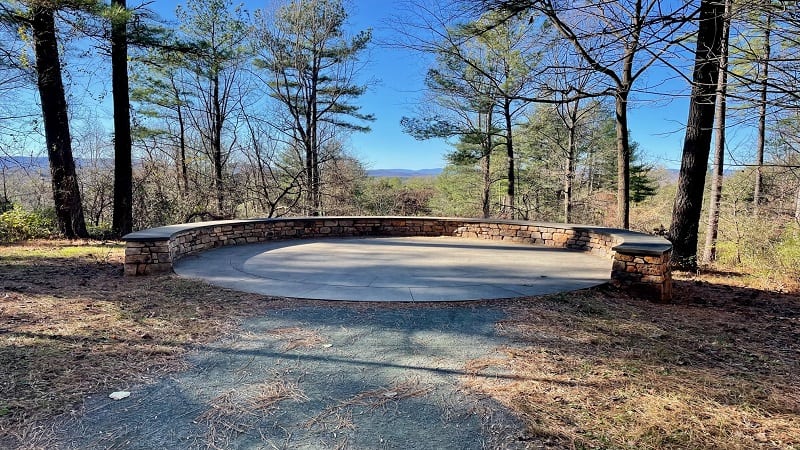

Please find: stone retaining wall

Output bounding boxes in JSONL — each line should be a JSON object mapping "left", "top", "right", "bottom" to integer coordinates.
{"left": 123, "top": 216, "right": 673, "bottom": 302}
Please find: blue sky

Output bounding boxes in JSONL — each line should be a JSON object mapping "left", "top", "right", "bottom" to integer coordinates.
{"left": 146, "top": 0, "right": 739, "bottom": 171}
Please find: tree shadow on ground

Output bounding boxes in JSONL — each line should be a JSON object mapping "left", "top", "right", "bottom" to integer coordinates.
{"left": 462, "top": 279, "right": 800, "bottom": 448}
{"left": 2, "top": 249, "right": 798, "bottom": 449}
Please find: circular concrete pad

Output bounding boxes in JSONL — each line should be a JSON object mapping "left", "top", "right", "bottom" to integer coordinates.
{"left": 174, "top": 236, "right": 613, "bottom": 302}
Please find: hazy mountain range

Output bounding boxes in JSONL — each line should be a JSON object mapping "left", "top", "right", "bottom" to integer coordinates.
{"left": 5, "top": 157, "right": 737, "bottom": 181}
{"left": 1, "top": 156, "right": 443, "bottom": 178}
{"left": 1, "top": 156, "right": 51, "bottom": 168}
{"left": 366, "top": 168, "right": 442, "bottom": 178}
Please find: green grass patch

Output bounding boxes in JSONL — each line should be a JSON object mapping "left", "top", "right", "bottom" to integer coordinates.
{"left": 0, "top": 243, "right": 123, "bottom": 259}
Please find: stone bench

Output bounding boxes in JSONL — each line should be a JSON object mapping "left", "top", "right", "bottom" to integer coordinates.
{"left": 122, "top": 216, "right": 673, "bottom": 302}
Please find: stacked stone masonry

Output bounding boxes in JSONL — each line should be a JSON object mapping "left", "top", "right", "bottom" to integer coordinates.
{"left": 123, "top": 217, "right": 672, "bottom": 302}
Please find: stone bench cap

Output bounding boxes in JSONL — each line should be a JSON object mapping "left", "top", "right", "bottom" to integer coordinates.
{"left": 121, "top": 216, "right": 672, "bottom": 256}
{"left": 122, "top": 219, "right": 263, "bottom": 242}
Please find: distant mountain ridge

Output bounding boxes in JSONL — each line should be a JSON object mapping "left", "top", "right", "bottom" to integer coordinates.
{"left": 0, "top": 156, "right": 50, "bottom": 169}
{"left": 1, "top": 158, "right": 739, "bottom": 182}
{"left": 2, "top": 157, "right": 443, "bottom": 179}
{"left": 366, "top": 168, "right": 442, "bottom": 178}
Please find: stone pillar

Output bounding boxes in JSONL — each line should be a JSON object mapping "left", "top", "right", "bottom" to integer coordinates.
{"left": 611, "top": 250, "right": 672, "bottom": 302}
{"left": 124, "top": 239, "right": 173, "bottom": 276}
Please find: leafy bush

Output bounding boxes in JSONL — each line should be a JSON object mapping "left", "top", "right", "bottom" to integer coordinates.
{"left": 708, "top": 214, "right": 800, "bottom": 289}
{"left": 777, "top": 224, "right": 800, "bottom": 273}
{"left": 87, "top": 222, "right": 115, "bottom": 240}
{"left": 0, "top": 205, "right": 58, "bottom": 242}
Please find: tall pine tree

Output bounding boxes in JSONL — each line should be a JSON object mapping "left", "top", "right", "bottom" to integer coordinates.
{"left": 1, "top": 1, "right": 90, "bottom": 238}
{"left": 254, "top": 0, "right": 373, "bottom": 216}
{"left": 669, "top": 0, "right": 726, "bottom": 269}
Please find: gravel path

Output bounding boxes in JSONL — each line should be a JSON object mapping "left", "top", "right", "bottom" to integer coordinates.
{"left": 48, "top": 303, "right": 532, "bottom": 449}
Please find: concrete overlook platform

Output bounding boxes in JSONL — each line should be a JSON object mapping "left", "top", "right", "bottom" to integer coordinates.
{"left": 173, "top": 236, "right": 614, "bottom": 302}
{"left": 123, "top": 216, "right": 673, "bottom": 302}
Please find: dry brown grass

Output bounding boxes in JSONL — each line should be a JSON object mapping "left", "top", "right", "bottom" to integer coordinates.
{"left": 267, "top": 326, "right": 328, "bottom": 351}
{"left": 249, "top": 379, "right": 308, "bottom": 412}
{"left": 692, "top": 265, "right": 800, "bottom": 294}
{"left": 304, "top": 378, "right": 432, "bottom": 432}
{"left": 462, "top": 278, "right": 800, "bottom": 449}
{"left": 196, "top": 391, "right": 250, "bottom": 449}
{"left": 2, "top": 240, "right": 799, "bottom": 449}
{"left": 0, "top": 240, "right": 284, "bottom": 442}
{"left": 193, "top": 379, "right": 307, "bottom": 449}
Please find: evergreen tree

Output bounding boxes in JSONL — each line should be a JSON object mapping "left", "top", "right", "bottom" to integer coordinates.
{"left": 402, "top": 46, "right": 502, "bottom": 218}
{"left": 518, "top": 102, "right": 656, "bottom": 222}
{"left": 0, "top": 1, "right": 91, "bottom": 238}
{"left": 670, "top": 0, "right": 726, "bottom": 269}
{"left": 176, "top": 0, "right": 251, "bottom": 217}
{"left": 254, "top": 0, "right": 373, "bottom": 216}
{"left": 110, "top": 0, "right": 132, "bottom": 235}
{"left": 400, "top": 9, "right": 542, "bottom": 218}
{"left": 476, "top": 0, "right": 693, "bottom": 229}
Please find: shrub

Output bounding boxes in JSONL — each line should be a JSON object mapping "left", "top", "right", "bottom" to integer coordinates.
{"left": 0, "top": 205, "right": 58, "bottom": 243}
{"left": 776, "top": 224, "right": 800, "bottom": 273}
{"left": 87, "top": 222, "right": 115, "bottom": 240}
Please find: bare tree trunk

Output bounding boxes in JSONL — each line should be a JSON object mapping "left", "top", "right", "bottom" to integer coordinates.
{"left": 31, "top": 5, "right": 88, "bottom": 239}
{"left": 481, "top": 150, "right": 491, "bottom": 219}
{"left": 309, "top": 69, "right": 321, "bottom": 216}
{"left": 537, "top": 0, "right": 641, "bottom": 230}
{"left": 111, "top": 0, "right": 133, "bottom": 236}
{"left": 563, "top": 100, "right": 580, "bottom": 224}
{"left": 795, "top": 184, "right": 800, "bottom": 222}
{"left": 171, "top": 77, "right": 189, "bottom": 193}
{"left": 178, "top": 107, "right": 188, "bottom": 192}
{"left": 732, "top": 198, "right": 742, "bottom": 264}
{"left": 480, "top": 110, "right": 492, "bottom": 218}
{"left": 702, "top": 0, "right": 731, "bottom": 265}
{"left": 615, "top": 10, "right": 637, "bottom": 231}
{"left": 503, "top": 98, "right": 515, "bottom": 218}
{"left": 312, "top": 140, "right": 320, "bottom": 215}
{"left": 587, "top": 146, "right": 595, "bottom": 197}
{"left": 564, "top": 123, "right": 576, "bottom": 224}
{"left": 212, "top": 73, "right": 225, "bottom": 216}
{"left": 304, "top": 142, "right": 313, "bottom": 215}
{"left": 311, "top": 123, "right": 320, "bottom": 216}
{"left": 1, "top": 167, "right": 7, "bottom": 208}
{"left": 615, "top": 90, "right": 631, "bottom": 229}
{"left": 669, "top": 0, "right": 725, "bottom": 269}
{"left": 753, "top": 13, "right": 771, "bottom": 209}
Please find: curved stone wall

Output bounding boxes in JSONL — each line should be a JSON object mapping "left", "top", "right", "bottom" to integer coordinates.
{"left": 122, "top": 216, "right": 673, "bottom": 302}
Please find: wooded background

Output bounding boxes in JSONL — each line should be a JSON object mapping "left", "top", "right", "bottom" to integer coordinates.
{"left": 1, "top": 0, "right": 798, "bottom": 278}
